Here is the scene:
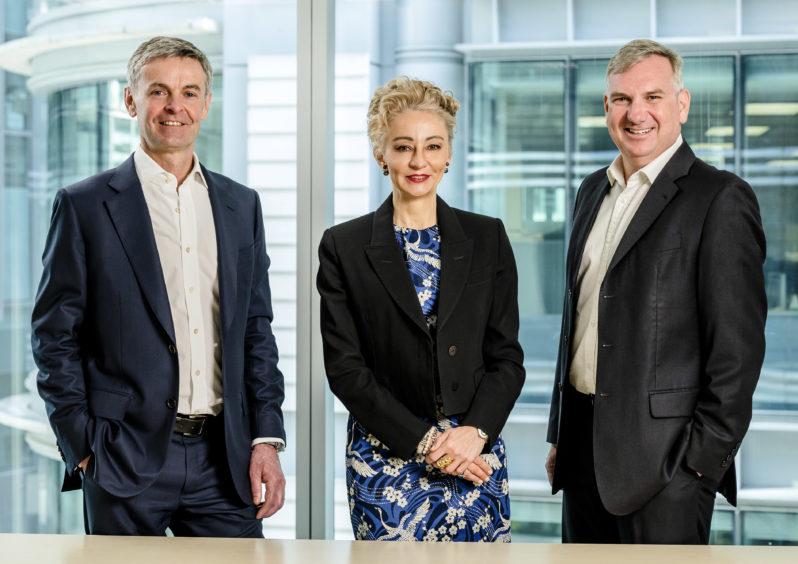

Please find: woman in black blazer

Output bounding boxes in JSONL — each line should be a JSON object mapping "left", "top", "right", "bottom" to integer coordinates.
{"left": 317, "top": 77, "right": 525, "bottom": 541}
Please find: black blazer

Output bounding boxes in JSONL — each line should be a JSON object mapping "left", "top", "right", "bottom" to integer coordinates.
{"left": 547, "top": 142, "right": 767, "bottom": 515}
{"left": 317, "top": 196, "right": 525, "bottom": 458}
{"left": 32, "top": 155, "right": 285, "bottom": 504}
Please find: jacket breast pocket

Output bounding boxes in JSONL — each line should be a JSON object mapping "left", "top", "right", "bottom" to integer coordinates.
{"left": 649, "top": 388, "right": 698, "bottom": 418}
{"left": 466, "top": 266, "right": 493, "bottom": 286}
{"left": 88, "top": 388, "right": 132, "bottom": 420}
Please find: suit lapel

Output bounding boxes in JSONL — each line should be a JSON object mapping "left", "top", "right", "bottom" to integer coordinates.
{"left": 436, "top": 197, "right": 473, "bottom": 330}
{"left": 568, "top": 173, "right": 611, "bottom": 287}
{"left": 364, "top": 196, "right": 429, "bottom": 333}
{"left": 104, "top": 156, "right": 175, "bottom": 343}
{"left": 204, "top": 167, "right": 237, "bottom": 338}
{"left": 607, "top": 142, "right": 694, "bottom": 273}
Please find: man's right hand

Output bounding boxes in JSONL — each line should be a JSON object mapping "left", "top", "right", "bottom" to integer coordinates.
{"left": 545, "top": 445, "right": 557, "bottom": 486}
{"left": 78, "top": 455, "right": 91, "bottom": 473}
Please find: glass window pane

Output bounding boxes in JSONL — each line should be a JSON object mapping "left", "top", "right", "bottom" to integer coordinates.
{"left": 743, "top": 511, "right": 798, "bottom": 545}
{"left": 573, "top": 0, "right": 649, "bottom": 41}
{"left": 0, "top": 0, "right": 298, "bottom": 539}
{"left": 744, "top": 54, "right": 798, "bottom": 412}
{"left": 5, "top": 73, "right": 29, "bottom": 130}
{"left": 510, "top": 500, "right": 561, "bottom": 542}
{"left": 470, "top": 60, "right": 565, "bottom": 406}
{"left": 680, "top": 57, "right": 735, "bottom": 170}
{"left": 657, "top": 0, "right": 736, "bottom": 37}
{"left": 499, "top": 0, "right": 566, "bottom": 42}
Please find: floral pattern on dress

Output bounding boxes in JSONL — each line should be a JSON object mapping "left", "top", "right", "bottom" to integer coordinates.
{"left": 346, "top": 415, "right": 511, "bottom": 542}
{"left": 394, "top": 225, "right": 441, "bottom": 324}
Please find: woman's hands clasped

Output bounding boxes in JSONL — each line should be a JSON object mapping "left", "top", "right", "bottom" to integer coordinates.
{"left": 426, "top": 425, "right": 493, "bottom": 485}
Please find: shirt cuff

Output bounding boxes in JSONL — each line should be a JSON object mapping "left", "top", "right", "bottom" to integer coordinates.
{"left": 251, "top": 437, "right": 286, "bottom": 452}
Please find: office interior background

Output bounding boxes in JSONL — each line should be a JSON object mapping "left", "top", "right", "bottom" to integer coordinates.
{"left": 0, "top": 0, "right": 796, "bottom": 544}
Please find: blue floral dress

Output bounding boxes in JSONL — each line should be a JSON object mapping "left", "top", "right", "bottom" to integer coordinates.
{"left": 345, "top": 224, "right": 511, "bottom": 542}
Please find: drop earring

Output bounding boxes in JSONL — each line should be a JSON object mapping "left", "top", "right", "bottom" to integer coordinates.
{"left": 444, "top": 162, "right": 449, "bottom": 173}
{"left": 382, "top": 164, "right": 389, "bottom": 176}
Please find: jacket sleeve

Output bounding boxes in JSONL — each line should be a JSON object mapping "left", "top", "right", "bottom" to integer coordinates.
{"left": 317, "top": 228, "right": 429, "bottom": 458}
{"left": 460, "top": 218, "right": 526, "bottom": 446}
{"left": 32, "top": 190, "right": 92, "bottom": 479}
{"left": 244, "top": 192, "right": 286, "bottom": 442}
{"left": 685, "top": 179, "right": 767, "bottom": 482}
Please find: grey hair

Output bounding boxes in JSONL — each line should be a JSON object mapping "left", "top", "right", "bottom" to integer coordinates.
{"left": 606, "top": 39, "right": 684, "bottom": 91}
{"left": 127, "top": 36, "right": 213, "bottom": 94}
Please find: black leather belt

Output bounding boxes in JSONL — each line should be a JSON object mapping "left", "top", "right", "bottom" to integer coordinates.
{"left": 174, "top": 414, "right": 212, "bottom": 437}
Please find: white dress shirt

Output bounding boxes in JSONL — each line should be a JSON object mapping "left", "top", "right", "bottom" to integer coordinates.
{"left": 570, "top": 135, "right": 684, "bottom": 395}
{"left": 134, "top": 147, "right": 222, "bottom": 416}
{"left": 134, "top": 148, "right": 285, "bottom": 450}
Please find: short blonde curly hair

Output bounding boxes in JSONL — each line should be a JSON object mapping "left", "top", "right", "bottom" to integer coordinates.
{"left": 367, "top": 76, "right": 460, "bottom": 155}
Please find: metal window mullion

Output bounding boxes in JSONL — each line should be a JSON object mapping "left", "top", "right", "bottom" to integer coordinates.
{"left": 296, "top": 0, "right": 335, "bottom": 540}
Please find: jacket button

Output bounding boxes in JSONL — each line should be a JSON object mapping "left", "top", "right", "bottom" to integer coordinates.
{"left": 448, "top": 345, "right": 457, "bottom": 357}
{"left": 166, "top": 398, "right": 177, "bottom": 409}
{"left": 168, "top": 344, "right": 177, "bottom": 354}
{"left": 451, "top": 382, "right": 459, "bottom": 391}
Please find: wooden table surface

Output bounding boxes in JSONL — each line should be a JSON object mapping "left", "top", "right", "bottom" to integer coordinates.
{"left": 3, "top": 534, "right": 797, "bottom": 563}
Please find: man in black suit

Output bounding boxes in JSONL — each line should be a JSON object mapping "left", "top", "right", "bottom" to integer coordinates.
{"left": 32, "top": 36, "right": 286, "bottom": 536}
{"left": 545, "top": 39, "right": 767, "bottom": 543}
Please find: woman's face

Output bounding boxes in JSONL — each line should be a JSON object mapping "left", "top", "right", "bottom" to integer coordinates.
{"left": 376, "top": 110, "right": 452, "bottom": 202}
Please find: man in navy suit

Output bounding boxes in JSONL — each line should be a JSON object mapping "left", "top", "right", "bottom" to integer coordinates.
{"left": 546, "top": 39, "right": 766, "bottom": 543}
{"left": 32, "top": 36, "right": 286, "bottom": 537}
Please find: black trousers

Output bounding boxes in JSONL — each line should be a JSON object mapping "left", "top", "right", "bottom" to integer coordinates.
{"left": 559, "top": 385, "right": 717, "bottom": 544}
{"left": 82, "top": 415, "right": 263, "bottom": 537}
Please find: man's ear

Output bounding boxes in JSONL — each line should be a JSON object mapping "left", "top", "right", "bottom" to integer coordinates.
{"left": 678, "top": 88, "right": 691, "bottom": 124}
{"left": 124, "top": 86, "right": 136, "bottom": 117}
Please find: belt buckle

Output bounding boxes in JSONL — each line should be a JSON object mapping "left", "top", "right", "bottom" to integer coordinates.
{"left": 186, "top": 417, "right": 205, "bottom": 438}
{"left": 175, "top": 414, "right": 207, "bottom": 437}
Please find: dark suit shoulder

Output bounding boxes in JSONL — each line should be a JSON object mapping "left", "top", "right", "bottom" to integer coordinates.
{"left": 679, "top": 157, "right": 754, "bottom": 203}
{"left": 324, "top": 212, "right": 376, "bottom": 244}
{"left": 60, "top": 167, "right": 118, "bottom": 199}
{"left": 202, "top": 167, "right": 255, "bottom": 197}
{"left": 450, "top": 206, "right": 501, "bottom": 228}
{"left": 578, "top": 167, "right": 610, "bottom": 193}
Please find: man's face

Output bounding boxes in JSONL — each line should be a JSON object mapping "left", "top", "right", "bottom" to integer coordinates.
{"left": 124, "top": 56, "right": 211, "bottom": 161}
{"left": 604, "top": 54, "right": 690, "bottom": 178}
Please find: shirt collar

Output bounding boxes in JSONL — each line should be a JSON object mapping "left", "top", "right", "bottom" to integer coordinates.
{"left": 606, "top": 134, "right": 684, "bottom": 189}
{"left": 133, "top": 146, "right": 207, "bottom": 189}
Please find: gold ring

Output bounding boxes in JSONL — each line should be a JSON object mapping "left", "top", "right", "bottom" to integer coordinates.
{"left": 435, "top": 456, "right": 453, "bottom": 469}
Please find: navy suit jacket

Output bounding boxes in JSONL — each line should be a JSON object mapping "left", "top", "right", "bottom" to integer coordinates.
{"left": 547, "top": 142, "right": 767, "bottom": 515}
{"left": 32, "top": 154, "right": 285, "bottom": 505}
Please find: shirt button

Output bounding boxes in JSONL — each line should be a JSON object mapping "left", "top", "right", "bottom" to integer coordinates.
{"left": 194, "top": 328, "right": 199, "bottom": 335}
{"left": 448, "top": 345, "right": 457, "bottom": 357}
{"left": 189, "top": 287, "right": 194, "bottom": 293}
{"left": 185, "top": 247, "right": 191, "bottom": 253}
{"left": 451, "top": 382, "right": 459, "bottom": 391}
{"left": 168, "top": 344, "right": 177, "bottom": 354}
{"left": 195, "top": 370, "right": 200, "bottom": 376}
{"left": 175, "top": 207, "right": 180, "bottom": 213}
{"left": 166, "top": 398, "right": 177, "bottom": 409}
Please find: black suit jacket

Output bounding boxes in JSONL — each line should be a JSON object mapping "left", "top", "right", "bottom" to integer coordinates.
{"left": 547, "top": 142, "right": 767, "bottom": 515}
{"left": 317, "top": 196, "right": 525, "bottom": 458}
{"left": 32, "top": 155, "right": 285, "bottom": 504}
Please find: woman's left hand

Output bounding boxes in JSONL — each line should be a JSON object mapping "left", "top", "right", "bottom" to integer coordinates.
{"left": 426, "top": 426, "right": 492, "bottom": 483}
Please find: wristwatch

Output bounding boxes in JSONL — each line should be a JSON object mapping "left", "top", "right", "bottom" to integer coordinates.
{"left": 257, "top": 440, "right": 285, "bottom": 453}
{"left": 477, "top": 428, "right": 489, "bottom": 442}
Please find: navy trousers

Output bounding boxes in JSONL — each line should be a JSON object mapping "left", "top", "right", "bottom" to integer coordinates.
{"left": 559, "top": 385, "right": 717, "bottom": 544}
{"left": 82, "top": 415, "right": 262, "bottom": 537}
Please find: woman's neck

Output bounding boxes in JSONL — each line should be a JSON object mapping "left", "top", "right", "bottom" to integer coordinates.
{"left": 392, "top": 192, "right": 437, "bottom": 229}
